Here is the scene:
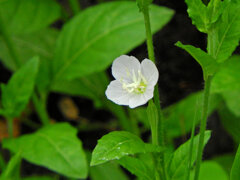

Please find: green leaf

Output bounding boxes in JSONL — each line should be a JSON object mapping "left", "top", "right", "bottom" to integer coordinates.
{"left": 185, "top": 0, "right": 208, "bottom": 32}
{"left": 221, "top": 91, "right": 240, "bottom": 117}
{"left": 190, "top": 161, "right": 228, "bottom": 180}
{"left": 118, "top": 156, "right": 155, "bottom": 180}
{"left": 136, "top": 0, "right": 153, "bottom": 12}
{"left": 22, "top": 177, "right": 55, "bottom": 180}
{"left": 0, "top": 152, "right": 21, "bottom": 180}
{"left": 164, "top": 91, "right": 221, "bottom": 138}
{"left": 90, "top": 162, "right": 128, "bottom": 180}
{"left": 2, "top": 123, "right": 88, "bottom": 179}
{"left": 210, "top": 3, "right": 240, "bottom": 62}
{"left": 51, "top": 72, "right": 109, "bottom": 108}
{"left": 211, "top": 56, "right": 240, "bottom": 93}
{"left": 0, "top": 28, "right": 59, "bottom": 92}
{"left": 168, "top": 131, "right": 211, "bottom": 180}
{"left": 1, "top": 57, "right": 39, "bottom": 118}
{"left": 230, "top": 145, "right": 240, "bottom": 180}
{"left": 0, "top": 0, "right": 61, "bottom": 34}
{"left": 206, "top": 0, "right": 227, "bottom": 25}
{"left": 52, "top": 1, "right": 174, "bottom": 81}
{"left": 90, "top": 131, "right": 164, "bottom": 166}
{"left": 218, "top": 104, "right": 240, "bottom": 143}
{"left": 175, "top": 41, "right": 218, "bottom": 80}
{"left": 213, "top": 154, "right": 235, "bottom": 175}
{"left": 147, "top": 100, "right": 158, "bottom": 144}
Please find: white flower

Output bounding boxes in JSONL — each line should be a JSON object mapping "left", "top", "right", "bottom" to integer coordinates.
{"left": 105, "top": 55, "right": 159, "bottom": 108}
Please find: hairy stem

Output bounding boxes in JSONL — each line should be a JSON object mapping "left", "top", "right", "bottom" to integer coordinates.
{"left": 0, "top": 11, "right": 50, "bottom": 125}
{"left": 142, "top": 7, "right": 166, "bottom": 180}
{"left": 194, "top": 76, "right": 212, "bottom": 180}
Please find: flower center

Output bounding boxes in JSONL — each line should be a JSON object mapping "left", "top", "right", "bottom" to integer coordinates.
{"left": 121, "top": 69, "right": 147, "bottom": 94}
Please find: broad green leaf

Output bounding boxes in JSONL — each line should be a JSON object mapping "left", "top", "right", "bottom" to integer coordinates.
{"left": 52, "top": 2, "right": 174, "bottom": 81}
{"left": 0, "top": 0, "right": 61, "bottom": 34}
{"left": 221, "top": 91, "right": 240, "bottom": 117}
{"left": 210, "top": 3, "right": 240, "bottom": 62}
{"left": 118, "top": 156, "right": 155, "bottom": 180}
{"left": 1, "top": 57, "right": 39, "bottom": 118}
{"left": 51, "top": 72, "right": 109, "bottom": 107}
{"left": 90, "top": 131, "right": 164, "bottom": 166}
{"left": 168, "top": 131, "right": 211, "bottom": 180}
{"left": 90, "top": 162, "right": 128, "bottom": 180}
{"left": 190, "top": 161, "right": 228, "bottom": 180}
{"left": 0, "top": 152, "right": 21, "bottom": 180}
{"left": 218, "top": 104, "right": 240, "bottom": 143}
{"left": 206, "top": 0, "right": 227, "bottom": 25}
{"left": 0, "top": 28, "right": 59, "bottom": 92}
{"left": 230, "top": 145, "right": 240, "bottom": 180}
{"left": 211, "top": 56, "right": 240, "bottom": 93}
{"left": 185, "top": 0, "right": 208, "bottom": 32}
{"left": 175, "top": 41, "right": 218, "bottom": 80}
{"left": 164, "top": 91, "right": 221, "bottom": 138}
{"left": 2, "top": 123, "right": 88, "bottom": 179}
{"left": 213, "top": 154, "right": 235, "bottom": 174}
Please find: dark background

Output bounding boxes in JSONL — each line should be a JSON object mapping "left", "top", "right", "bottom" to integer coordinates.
{"left": 0, "top": 0, "right": 235, "bottom": 178}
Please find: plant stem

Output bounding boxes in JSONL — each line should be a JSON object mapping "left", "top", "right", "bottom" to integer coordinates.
{"left": 142, "top": 7, "right": 166, "bottom": 180}
{"left": 7, "top": 117, "right": 13, "bottom": 138}
{"left": 68, "top": 0, "right": 81, "bottom": 15}
{"left": 194, "top": 76, "right": 212, "bottom": 180}
{"left": 0, "top": 11, "right": 50, "bottom": 126}
{"left": 0, "top": 153, "right": 6, "bottom": 171}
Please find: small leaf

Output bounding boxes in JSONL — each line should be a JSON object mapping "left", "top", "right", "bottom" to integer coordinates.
{"left": 168, "top": 131, "right": 211, "bottom": 180}
{"left": 90, "top": 162, "right": 128, "bottom": 180}
{"left": 0, "top": 0, "right": 61, "bottom": 34}
{"left": 52, "top": 2, "right": 174, "bottom": 81}
{"left": 190, "top": 161, "right": 228, "bottom": 180}
{"left": 1, "top": 57, "right": 39, "bottom": 118}
{"left": 230, "top": 145, "right": 240, "bottom": 180}
{"left": 211, "top": 56, "right": 240, "bottom": 93}
{"left": 210, "top": 3, "right": 240, "bottom": 62}
{"left": 118, "top": 156, "right": 154, "bottom": 180}
{"left": 90, "top": 131, "right": 164, "bottom": 166}
{"left": 0, "top": 152, "right": 21, "bottom": 180}
{"left": 2, "top": 123, "right": 88, "bottom": 179}
{"left": 185, "top": 0, "right": 208, "bottom": 32}
{"left": 175, "top": 41, "right": 218, "bottom": 80}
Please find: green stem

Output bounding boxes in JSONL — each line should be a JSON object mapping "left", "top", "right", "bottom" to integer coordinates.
{"left": 142, "top": 7, "right": 166, "bottom": 180}
{"left": 0, "top": 153, "right": 6, "bottom": 171}
{"left": 0, "top": 11, "right": 50, "bottom": 126}
{"left": 194, "top": 76, "right": 212, "bottom": 180}
{"left": 68, "top": 0, "right": 81, "bottom": 15}
{"left": 128, "top": 109, "right": 140, "bottom": 136}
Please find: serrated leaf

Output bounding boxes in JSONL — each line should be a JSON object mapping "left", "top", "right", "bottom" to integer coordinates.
{"left": 1, "top": 57, "right": 39, "bottom": 118}
{"left": 164, "top": 91, "right": 221, "bottom": 138}
{"left": 52, "top": 1, "right": 174, "bottom": 81}
{"left": 175, "top": 41, "right": 218, "bottom": 80}
{"left": 207, "top": 0, "right": 227, "bottom": 25}
{"left": 2, "top": 123, "right": 88, "bottom": 179}
{"left": 118, "top": 156, "right": 155, "bottom": 180}
{"left": 168, "top": 131, "right": 211, "bottom": 180}
{"left": 0, "top": 28, "right": 59, "bottom": 92}
{"left": 190, "top": 161, "right": 228, "bottom": 180}
{"left": 211, "top": 56, "right": 240, "bottom": 93}
{"left": 185, "top": 0, "right": 208, "bottom": 32}
{"left": 0, "top": 0, "right": 61, "bottom": 34}
{"left": 90, "top": 131, "right": 164, "bottom": 166}
{"left": 90, "top": 161, "right": 128, "bottom": 180}
{"left": 210, "top": 3, "right": 240, "bottom": 62}
{"left": 230, "top": 145, "right": 240, "bottom": 180}
{"left": 0, "top": 152, "right": 21, "bottom": 180}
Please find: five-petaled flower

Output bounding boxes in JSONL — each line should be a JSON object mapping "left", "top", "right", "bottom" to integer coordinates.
{"left": 105, "top": 55, "right": 159, "bottom": 108}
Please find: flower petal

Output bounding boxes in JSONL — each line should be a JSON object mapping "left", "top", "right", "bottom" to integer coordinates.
{"left": 105, "top": 80, "right": 130, "bottom": 106}
{"left": 129, "top": 87, "right": 154, "bottom": 108}
{"left": 141, "top": 59, "right": 159, "bottom": 87}
{"left": 112, "top": 55, "right": 141, "bottom": 82}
